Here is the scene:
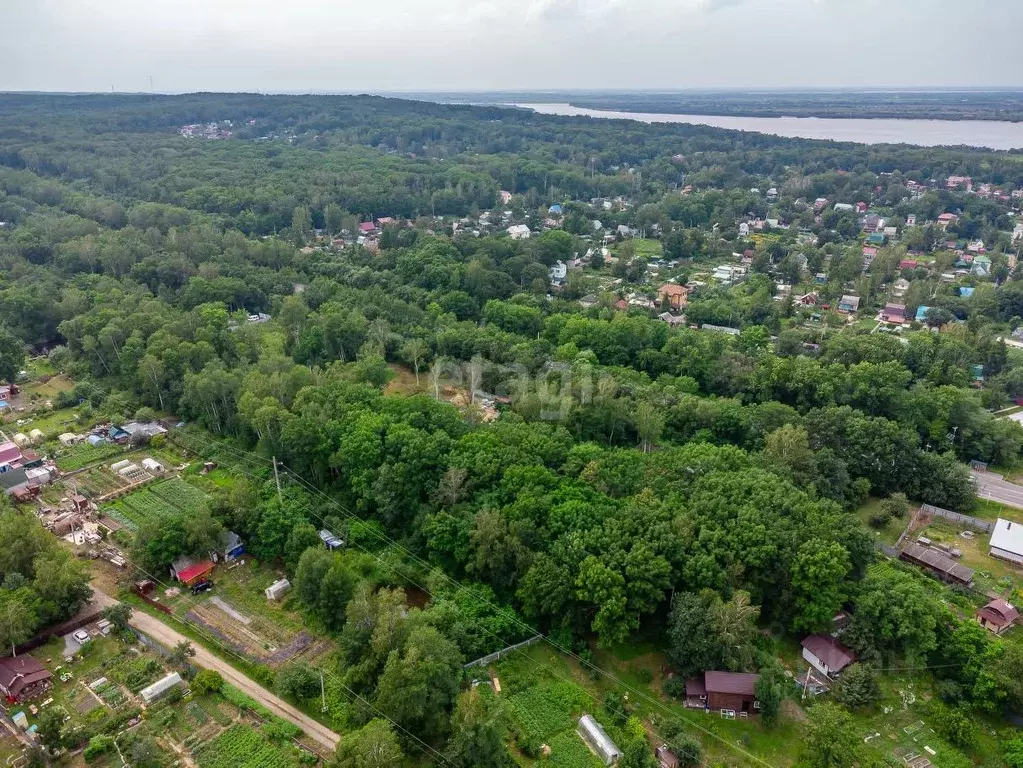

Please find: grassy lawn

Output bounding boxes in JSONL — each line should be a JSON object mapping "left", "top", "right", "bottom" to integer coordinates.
{"left": 969, "top": 498, "right": 1023, "bottom": 524}
{"left": 630, "top": 239, "right": 663, "bottom": 259}
{"left": 855, "top": 498, "right": 911, "bottom": 546}
{"left": 918, "top": 519, "right": 1021, "bottom": 597}
{"left": 5, "top": 405, "right": 87, "bottom": 438}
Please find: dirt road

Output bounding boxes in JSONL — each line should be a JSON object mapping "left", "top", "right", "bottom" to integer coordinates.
{"left": 128, "top": 610, "right": 341, "bottom": 752}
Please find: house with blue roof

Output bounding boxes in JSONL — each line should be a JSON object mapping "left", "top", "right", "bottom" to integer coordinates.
{"left": 548, "top": 204, "right": 563, "bottom": 216}
{"left": 959, "top": 286, "right": 974, "bottom": 298}
{"left": 916, "top": 306, "right": 931, "bottom": 323}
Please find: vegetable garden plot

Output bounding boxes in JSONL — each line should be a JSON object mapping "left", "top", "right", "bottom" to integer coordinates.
{"left": 547, "top": 730, "right": 605, "bottom": 768}
{"left": 103, "top": 477, "right": 209, "bottom": 530}
{"left": 194, "top": 724, "right": 301, "bottom": 768}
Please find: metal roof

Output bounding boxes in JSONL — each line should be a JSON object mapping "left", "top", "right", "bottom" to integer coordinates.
{"left": 801, "top": 634, "right": 856, "bottom": 672}
{"left": 901, "top": 542, "right": 974, "bottom": 582}
{"left": 990, "top": 518, "right": 1023, "bottom": 557}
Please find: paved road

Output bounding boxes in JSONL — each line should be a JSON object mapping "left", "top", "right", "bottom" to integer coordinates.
{"left": 128, "top": 610, "right": 341, "bottom": 752}
{"left": 972, "top": 469, "right": 1023, "bottom": 509}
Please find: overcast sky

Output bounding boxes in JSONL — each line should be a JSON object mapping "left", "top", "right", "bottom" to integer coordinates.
{"left": 2, "top": 0, "right": 1019, "bottom": 93}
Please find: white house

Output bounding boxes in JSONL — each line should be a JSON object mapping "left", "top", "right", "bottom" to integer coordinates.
{"left": 507, "top": 224, "right": 531, "bottom": 240}
{"left": 549, "top": 260, "right": 567, "bottom": 286}
{"left": 800, "top": 635, "right": 856, "bottom": 678}
{"left": 989, "top": 518, "right": 1023, "bottom": 565}
{"left": 738, "top": 222, "right": 750, "bottom": 237}
{"left": 713, "top": 265, "right": 747, "bottom": 286}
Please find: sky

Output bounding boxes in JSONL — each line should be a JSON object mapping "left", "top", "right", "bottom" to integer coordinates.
{"left": 1, "top": 0, "right": 1020, "bottom": 93}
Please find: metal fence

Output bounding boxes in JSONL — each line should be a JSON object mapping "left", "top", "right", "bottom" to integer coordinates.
{"left": 464, "top": 635, "right": 542, "bottom": 669}
{"left": 920, "top": 504, "right": 993, "bottom": 533}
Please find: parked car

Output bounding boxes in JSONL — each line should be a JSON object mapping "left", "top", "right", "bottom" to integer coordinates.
{"left": 72, "top": 629, "right": 91, "bottom": 644}
{"left": 191, "top": 580, "right": 214, "bottom": 595}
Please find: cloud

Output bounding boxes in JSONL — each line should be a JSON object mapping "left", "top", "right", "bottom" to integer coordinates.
{"left": 0, "top": 0, "right": 1020, "bottom": 92}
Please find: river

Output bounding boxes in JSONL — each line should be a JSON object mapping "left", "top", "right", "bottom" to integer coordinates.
{"left": 513, "top": 103, "right": 1023, "bottom": 150}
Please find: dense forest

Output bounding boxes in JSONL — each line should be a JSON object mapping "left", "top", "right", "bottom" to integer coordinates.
{"left": 2, "top": 93, "right": 1023, "bottom": 767}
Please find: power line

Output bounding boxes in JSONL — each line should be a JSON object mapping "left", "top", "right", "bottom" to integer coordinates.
{"left": 110, "top": 551, "right": 456, "bottom": 767}
{"left": 170, "top": 429, "right": 775, "bottom": 768}
{"left": 165, "top": 436, "right": 723, "bottom": 767}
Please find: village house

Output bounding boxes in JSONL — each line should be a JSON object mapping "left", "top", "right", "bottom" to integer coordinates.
{"left": 656, "top": 745, "right": 680, "bottom": 768}
{"left": 506, "top": 224, "right": 531, "bottom": 240}
{"left": 837, "top": 295, "right": 860, "bottom": 314}
{"left": 712, "top": 265, "right": 747, "bottom": 286}
{"left": 169, "top": 557, "right": 215, "bottom": 586}
{"left": 801, "top": 635, "right": 856, "bottom": 678}
{"left": 892, "top": 278, "right": 910, "bottom": 297}
{"left": 794, "top": 292, "right": 819, "bottom": 307}
{"left": 0, "top": 656, "right": 53, "bottom": 703}
{"left": 549, "top": 260, "right": 568, "bottom": 287}
{"left": 976, "top": 599, "right": 1018, "bottom": 635}
{"left": 657, "top": 312, "right": 686, "bottom": 327}
{"left": 686, "top": 671, "right": 760, "bottom": 717}
{"left": 657, "top": 282, "right": 689, "bottom": 311}
{"left": 880, "top": 303, "right": 908, "bottom": 324}
{"left": 989, "top": 518, "right": 1023, "bottom": 565}
{"left": 212, "top": 531, "right": 245, "bottom": 563}
{"left": 936, "top": 212, "right": 958, "bottom": 229}
{"left": 972, "top": 255, "right": 992, "bottom": 277}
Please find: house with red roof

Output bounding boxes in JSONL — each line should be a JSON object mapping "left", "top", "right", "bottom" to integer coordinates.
{"left": 358, "top": 222, "right": 376, "bottom": 234}
{"left": 0, "top": 656, "right": 52, "bottom": 703}
{"left": 0, "top": 441, "right": 24, "bottom": 472}
{"left": 880, "top": 303, "right": 908, "bottom": 324}
{"left": 170, "top": 557, "right": 215, "bottom": 586}
{"left": 976, "top": 599, "right": 1018, "bottom": 635}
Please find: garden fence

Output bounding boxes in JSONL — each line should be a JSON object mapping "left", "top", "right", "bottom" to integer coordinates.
{"left": 464, "top": 635, "right": 542, "bottom": 669}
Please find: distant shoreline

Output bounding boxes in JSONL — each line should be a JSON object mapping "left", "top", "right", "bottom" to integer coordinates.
{"left": 563, "top": 101, "right": 1023, "bottom": 123}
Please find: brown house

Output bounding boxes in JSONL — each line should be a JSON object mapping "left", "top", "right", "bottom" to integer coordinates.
{"left": 0, "top": 656, "right": 53, "bottom": 702}
{"left": 657, "top": 283, "right": 689, "bottom": 311}
{"left": 686, "top": 671, "right": 760, "bottom": 716}
{"left": 976, "top": 599, "right": 1019, "bottom": 635}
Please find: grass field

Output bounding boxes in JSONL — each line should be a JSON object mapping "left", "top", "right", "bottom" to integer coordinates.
{"left": 630, "top": 239, "right": 663, "bottom": 259}
{"left": 104, "top": 477, "right": 210, "bottom": 530}
{"left": 855, "top": 497, "right": 912, "bottom": 546}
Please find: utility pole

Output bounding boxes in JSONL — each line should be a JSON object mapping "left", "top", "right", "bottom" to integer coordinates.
{"left": 320, "top": 670, "right": 327, "bottom": 713}
{"left": 272, "top": 456, "right": 283, "bottom": 503}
